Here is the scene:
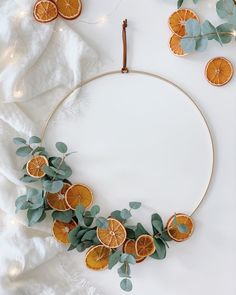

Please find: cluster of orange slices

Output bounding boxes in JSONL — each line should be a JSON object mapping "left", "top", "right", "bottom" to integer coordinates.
{"left": 168, "top": 9, "right": 199, "bottom": 57}
{"left": 168, "top": 9, "right": 234, "bottom": 86}
{"left": 25, "top": 155, "right": 194, "bottom": 271}
{"left": 33, "top": 0, "right": 82, "bottom": 23}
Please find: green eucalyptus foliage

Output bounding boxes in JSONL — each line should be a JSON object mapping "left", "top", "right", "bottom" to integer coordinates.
{"left": 175, "top": 0, "right": 236, "bottom": 53}
{"left": 13, "top": 135, "right": 75, "bottom": 225}
{"left": 177, "top": 0, "right": 200, "bottom": 9}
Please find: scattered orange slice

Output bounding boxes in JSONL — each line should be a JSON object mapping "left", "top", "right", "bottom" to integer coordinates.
{"left": 33, "top": 0, "right": 58, "bottom": 23}
{"left": 166, "top": 213, "right": 194, "bottom": 242}
{"left": 55, "top": 0, "right": 82, "bottom": 20}
{"left": 52, "top": 219, "right": 77, "bottom": 244}
{"left": 65, "top": 184, "right": 93, "bottom": 210}
{"left": 96, "top": 218, "right": 127, "bottom": 249}
{"left": 47, "top": 183, "right": 70, "bottom": 211}
{"left": 205, "top": 57, "right": 233, "bottom": 86}
{"left": 168, "top": 9, "right": 199, "bottom": 37}
{"left": 169, "top": 34, "right": 187, "bottom": 57}
{"left": 85, "top": 245, "right": 110, "bottom": 270}
{"left": 123, "top": 240, "right": 146, "bottom": 263}
{"left": 135, "top": 234, "right": 155, "bottom": 257}
{"left": 26, "top": 155, "right": 48, "bottom": 178}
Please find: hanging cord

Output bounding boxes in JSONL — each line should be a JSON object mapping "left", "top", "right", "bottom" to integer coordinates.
{"left": 121, "top": 19, "right": 128, "bottom": 73}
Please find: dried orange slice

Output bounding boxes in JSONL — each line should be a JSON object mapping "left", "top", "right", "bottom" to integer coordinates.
{"left": 52, "top": 219, "right": 77, "bottom": 244}
{"left": 169, "top": 34, "right": 187, "bottom": 57}
{"left": 205, "top": 57, "right": 233, "bottom": 86}
{"left": 123, "top": 240, "right": 146, "bottom": 263}
{"left": 135, "top": 234, "right": 155, "bottom": 257}
{"left": 85, "top": 245, "right": 110, "bottom": 270}
{"left": 65, "top": 184, "right": 93, "bottom": 210}
{"left": 56, "top": 0, "right": 82, "bottom": 20}
{"left": 96, "top": 218, "right": 126, "bottom": 249}
{"left": 168, "top": 9, "right": 199, "bottom": 37}
{"left": 166, "top": 213, "right": 194, "bottom": 242}
{"left": 47, "top": 183, "right": 70, "bottom": 211}
{"left": 33, "top": 0, "right": 58, "bottom": 23}
{"left": 26, "top": 155, "right": 48, "bottom": 178}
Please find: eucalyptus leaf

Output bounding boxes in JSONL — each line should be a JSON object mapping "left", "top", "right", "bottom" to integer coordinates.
{"left": 90, "top": 205, "right": 100, "bottom": 217}
{"left": 108, "top": 250, "right": 121, "bottom": 269}
{"left": 120, "top": 278, "right": 132, "bottom": 292}
{"left": 20, "top": 175, "right": 38, "bottom": 183}
{"left": 76, "top": 243, "right": 86, "bottom": 252}
{"left": 27, "top": 207, "right": 44, "bottom": 226}
{"left": 43, "top": 180, "right": 63, "bottom": 193}
{"left": 129, "top": 202, "right": 141, "bottom": 210}
{"left": 110, "top": 210, "right": 124, "bottom": 222}
{"left": 15, "top": 195, "right": 28, "bottom": 213}
{"left": 43, "top": 166, "right": 56, "bottom": 177}
{"left": 32, "top": 146, "right": 45, "bottom": 155}
{"left": 52, "top": 210, "right": 73, "bottom": 223}
{"left": 83, "top": 212, "right": 94, "bottom": 227}
{"left": 81, "top": 229, "right": 96, "bottom": 241}
{"left": 96, "top": 217, "right": 108, "bottom": 229}
{"left": 118, "top": 263, "right": 131, "bottom": 278}
{"left": 120, "top": 253, "right": 136, "bottom": 265}
{"left": 68, "top": 226, "right": 80, "bottom": 246}
{"left": 151, "top": 213, "right": 163, "bottom": 234}
{"left": 67, "top": 244, "right": 77, "bottom": 251}
{"left": 216, "top": 23, "right": 235, "bottom": 44}
{"left": 152, "top": 238, "right": 166, "bottom": 259}
{"left": 16, "top": 146, "right": 32, "bottom": 157}
{"left": 13, "top": 137, "right": 26, "bottom": 145}
{"left": 195, "top": 37, "right": 208, "bottom": 51}
{"left": 56, "top": 142, "right": 68, "bottom": 153}
{"left": 120, "top": 209, "right": 132, "bottom": 220}
{"left": 216, "top": 0, "right": 235, "bottom": 19}
{"left": 178, "top": 223, "right": 189, "bottom": 233}
{"left": 135, "top": 223, "right": 148, "bottom": 238}
{"left": 27, "top": 188, "right": 44, "bottom": 209}
{"left": 29, "top": 136, "right": 41, "bottom": 144}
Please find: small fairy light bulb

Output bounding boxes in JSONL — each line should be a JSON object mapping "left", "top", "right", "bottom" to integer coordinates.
{"left": 59, "top": 27, "right": 64, "bottom": 32}
{"left": 8, "top": 263, "right": 22, "bottom": 279}
{"left": 13, "top": 89, "right": 24, "bottom": 98}
{"left": 9, "top": 52, "right": 15, "bottom": 59}
{"left": 233, "top": 30, "right": 236, "bottom": 37}
{"left": 99, "top": 15, "right": 108, "bottom": 24}
{"left": 18, "top": 10, "right": 27, "bottom": 19}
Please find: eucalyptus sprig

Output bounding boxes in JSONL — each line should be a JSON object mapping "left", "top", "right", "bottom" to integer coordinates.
{"left": 174, "top": 0, "right": 236, "bottom": 53}
{"left": 177, "top": 0, "right": 200, "bottom": 9}
{"left": 13, "top": 136, "right": 192, "bottom": 293}
{"left": 13, "top": 135, "right": 75, "bottom": 226}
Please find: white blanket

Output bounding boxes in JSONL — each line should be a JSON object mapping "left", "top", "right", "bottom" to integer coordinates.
{"left": 0, "top": 0, "right": 100, "bottom": 294}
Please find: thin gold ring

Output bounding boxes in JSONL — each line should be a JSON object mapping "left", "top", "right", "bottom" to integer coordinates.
{"left": 41, "top": 69, "right": 215, "bottom": 217}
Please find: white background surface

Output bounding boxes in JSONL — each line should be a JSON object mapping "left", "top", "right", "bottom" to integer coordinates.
{"left": 1, "top": 0, "right": 236, "bottom": 294}
{"left": 44, "top": 0, "right": 236, "bottom": 294}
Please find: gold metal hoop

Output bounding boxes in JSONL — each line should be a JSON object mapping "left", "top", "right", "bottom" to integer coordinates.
{"left": 41, "top": 69, "right": 215, "bottom": 217}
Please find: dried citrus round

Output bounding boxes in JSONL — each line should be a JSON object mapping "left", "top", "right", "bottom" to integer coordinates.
{"left": 56, "top": 0, "right": 82, "bottom": 20}
{"left": 166, "top": 213, "right": 194, "bottom": 242}
{"left": 205, "top": 57, "right": 233, "bottom": 86}
{"left": 123, "top": 240, "right": 145, "bottom": 263}
{"left": 85, "top": 245, "right": 110, "bottom": 270}
{"left": 97, "top": 218, "right": 127, "bottom": 249}
{"left": 26, "top": 155, "right": 48, "bottom": 178}
{"left": 169, "top": 34, "right": 187, "bottom": 57}
{"left": 135, "top": 234, "right": 155, "bottom": 257}
{"left": 33, "top": 0, "right": 58, "bottom": 23}
{"left": 65, "top": 184, "right": 93, "bottom": 210}
{"left": 168, "top": 9, "right": 199, "bottom": 37}
{"left": 47, "top": 183, "right": 70, "bottom": 211}
{"left": 52, "top": 219, "right": 77, "bottom": 244}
